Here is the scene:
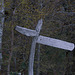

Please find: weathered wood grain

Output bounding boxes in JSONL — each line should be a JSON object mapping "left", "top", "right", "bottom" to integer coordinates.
{"left": 37, "top": 35, "right": 74, "bottom": 51}
{"left": 15, "top": 26, "right": 38, "bottom": 36}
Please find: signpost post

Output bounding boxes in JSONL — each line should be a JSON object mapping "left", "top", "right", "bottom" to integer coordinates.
{"left": 15, "top": 19, "right": 74, "bottom": 75}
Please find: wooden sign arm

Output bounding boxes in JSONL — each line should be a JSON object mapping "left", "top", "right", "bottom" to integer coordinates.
{"left": 15, "top": 18, "right": 43, "bottom": 37}
{"left": 37, "top": 35, "right": 74, "bottom": 51}
{"left": 15, "top": 26, "right": 38, "bottom": 36}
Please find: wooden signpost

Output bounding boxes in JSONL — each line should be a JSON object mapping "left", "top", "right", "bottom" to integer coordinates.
{"left": 15, "top": 19, "right": 74, "bottom": 75}
{"left": 16, "top": 19, "right": 43, "bottom": 75}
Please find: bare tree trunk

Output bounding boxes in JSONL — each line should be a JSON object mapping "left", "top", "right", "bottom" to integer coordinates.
{"left": 36, "top": 44, "right": 40, "bottom": 75}
{"left": 23, "top": 53, "right": 26, "bottom": 75}
{"left": 7, "top": 0, "right": 16, "bottom": 74}
{"left": 66, "top": 52, "right": 73, "bottom": 75}
{"left": 7, "top": 51, "right": 13, "bottom": 75}
{"left": 7, "top": 12, "right": 14, "bottom": 75}
{"left": 13, "top": 52, "right": 17, "bottom": 72}
{"left": 0, "top": 0, "right": 5, "bottom": 74}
